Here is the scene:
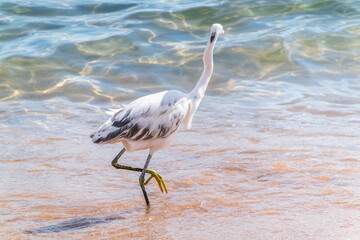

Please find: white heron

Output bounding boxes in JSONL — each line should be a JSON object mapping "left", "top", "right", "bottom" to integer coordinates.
{"left": 90, "top": 23, "right": 224, "bottom": 206}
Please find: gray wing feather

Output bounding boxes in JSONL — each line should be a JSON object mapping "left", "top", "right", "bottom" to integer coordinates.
{"left": 91, "top": 90, "right": 188, "bottom": 144}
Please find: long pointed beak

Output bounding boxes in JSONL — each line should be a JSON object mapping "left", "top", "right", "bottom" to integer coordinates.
{"left": 210, "top": 31, "right": 216, "bottom": 43}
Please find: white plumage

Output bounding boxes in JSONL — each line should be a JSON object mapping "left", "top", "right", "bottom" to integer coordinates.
{"left": 91, "top": 90, "right": 189, "bottom": 154}
{"left": 90, "top": 23, "right": 224, "bottom": 206}
{"left": 91, "top": 24, "right": 224, "bottom": 156}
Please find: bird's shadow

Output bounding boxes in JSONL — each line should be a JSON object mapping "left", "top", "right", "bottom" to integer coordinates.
{"left": 24, "top": 214, "right": 125, "bottom": 234}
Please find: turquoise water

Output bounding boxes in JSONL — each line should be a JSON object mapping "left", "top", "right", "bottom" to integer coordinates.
{"left": 1, "top": 0, "right": 360, "bottom": 239}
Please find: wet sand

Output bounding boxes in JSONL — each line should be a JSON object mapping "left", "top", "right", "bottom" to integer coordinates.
{"left": 2, "top": 96, "right": 360, "bottom": 239}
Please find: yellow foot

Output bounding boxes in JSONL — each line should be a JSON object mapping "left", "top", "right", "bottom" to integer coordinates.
{"left": 144, "top": 169, "right": 168, "bottom": 194}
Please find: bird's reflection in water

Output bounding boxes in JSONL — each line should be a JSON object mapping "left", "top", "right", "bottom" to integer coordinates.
{"left": 24, "top": 214, "right": 125, "bottom": 234}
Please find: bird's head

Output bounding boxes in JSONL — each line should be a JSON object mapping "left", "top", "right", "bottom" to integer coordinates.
{"left": 210, "top": 23, "right": 224, "bottom": 44}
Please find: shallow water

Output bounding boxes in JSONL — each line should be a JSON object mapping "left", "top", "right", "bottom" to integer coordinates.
{"left": 1, "top": 0, "right": 360, "bottom": 239}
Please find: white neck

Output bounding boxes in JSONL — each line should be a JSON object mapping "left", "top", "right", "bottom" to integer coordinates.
{"left": 189, "top": 38, "right": 216, "bottom": 100}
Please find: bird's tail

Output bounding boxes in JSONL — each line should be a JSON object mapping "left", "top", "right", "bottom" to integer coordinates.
{"left": 90, "top": 107, "right": 125, "bottom": 144}
{"left": 90, "top": 120, "right": 111, "bottom": 144}
{"left": 90, "top": 131, "right": 102, "bottom": 144}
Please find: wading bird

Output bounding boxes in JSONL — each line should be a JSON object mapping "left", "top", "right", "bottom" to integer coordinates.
{"left": 90, "top": 23, "right": 224, "bottom": 206}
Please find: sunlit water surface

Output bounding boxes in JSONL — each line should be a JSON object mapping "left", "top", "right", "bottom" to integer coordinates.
{"left": 1, "top": 0, "right": 360, "bottom": 239}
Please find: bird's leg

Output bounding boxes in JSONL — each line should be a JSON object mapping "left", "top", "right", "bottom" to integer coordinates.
{"left": 111, "top": 148, "right": 126, "bottom": 167}
{"left": 111, "top": 148, "right": 168, "bottom": 194}
{"left": 139, "top": 154, "right": 152, "bottom": 206}
{"left": 144, "top": 170, "right": 168, "bottom": 194}
{"left": 111, "top": 148, "right": 146, "bottom": 172}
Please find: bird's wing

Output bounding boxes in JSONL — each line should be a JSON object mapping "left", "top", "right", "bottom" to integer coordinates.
{"left": 105, "top": 105, "right": 127, "bottom": 116}
{"left": 91, "top": 90, "right": 188, "bottom": 144}
{"left": 105, "top": 108, "right": 121, "bottom": 116}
